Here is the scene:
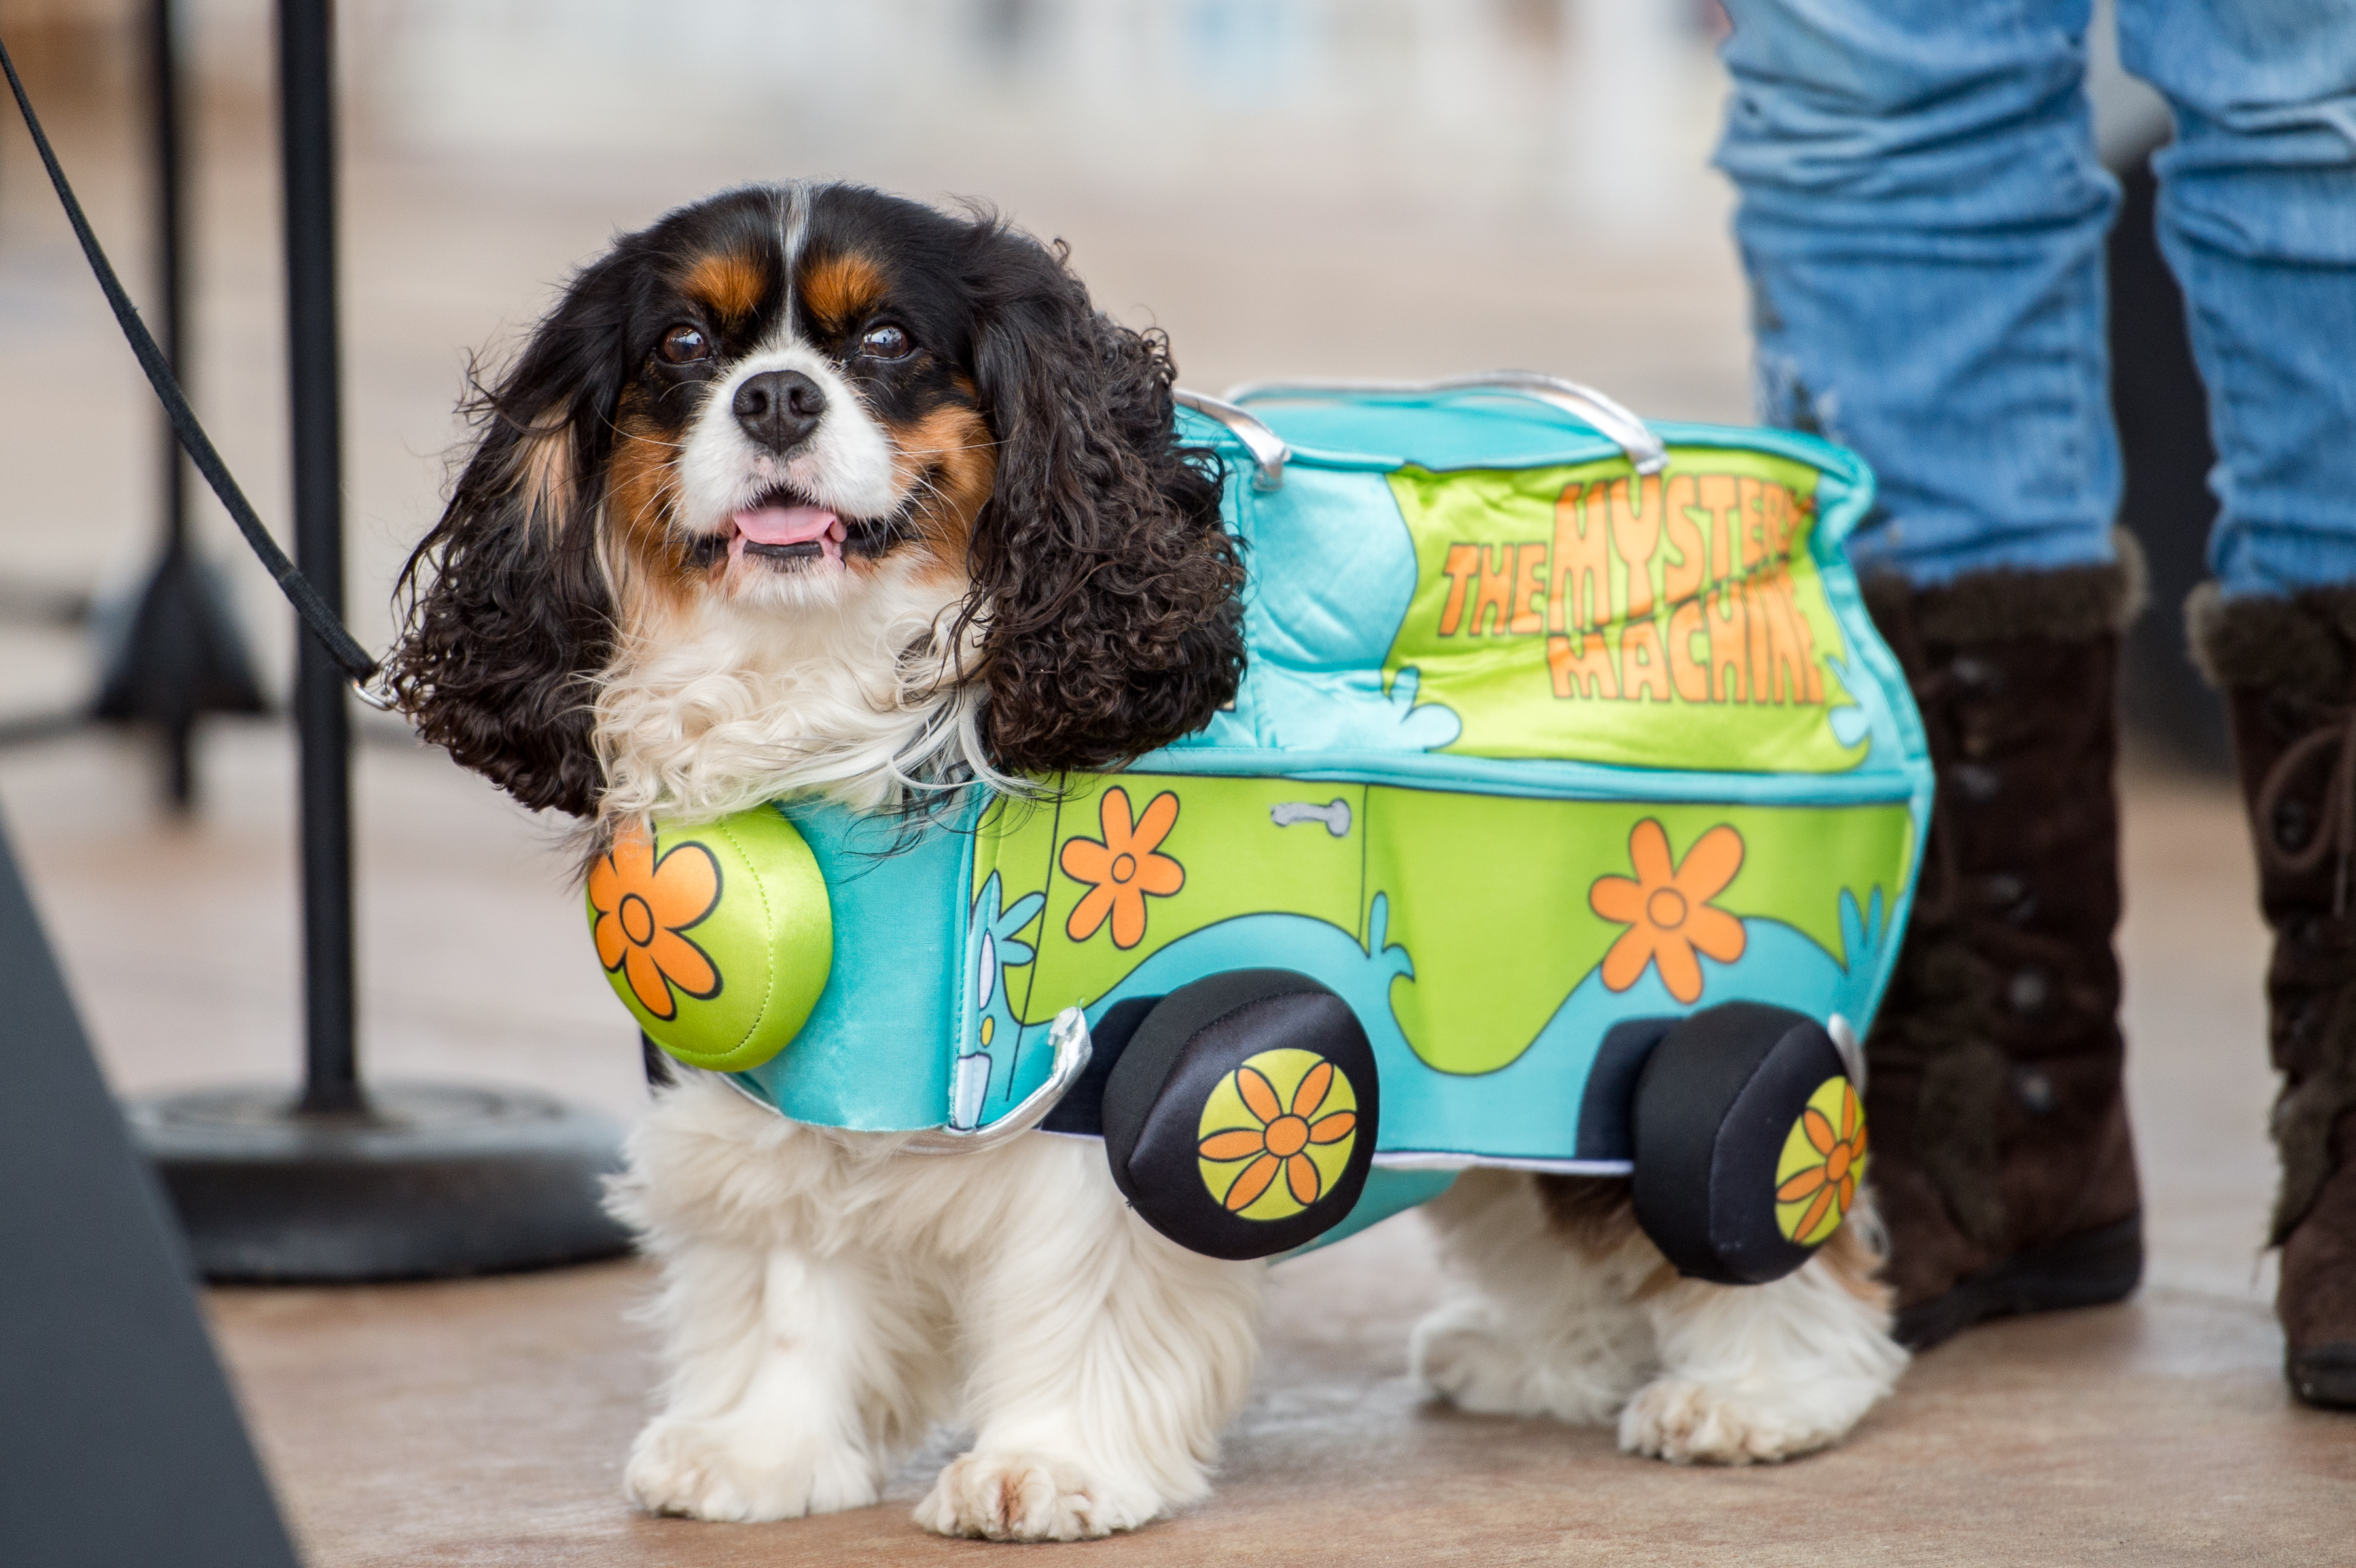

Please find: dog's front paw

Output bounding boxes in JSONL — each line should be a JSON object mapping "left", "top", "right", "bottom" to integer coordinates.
{"left": 1616, "top": 1376, "right": 1856, "bottom": 1465}
{"left": 913, "top": 1452, "right": 1157, "bottom": 1541}
{"left": 624, "top": 1417, "right": 879, "bottom": 1522}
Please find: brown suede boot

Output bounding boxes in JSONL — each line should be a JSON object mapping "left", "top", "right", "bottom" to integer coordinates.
{"left": 1863, "top": 548, "right": 2145, "bottom": 1349}
{"left": 2190, "top": 584, "right": 2356, "bottom": 1410}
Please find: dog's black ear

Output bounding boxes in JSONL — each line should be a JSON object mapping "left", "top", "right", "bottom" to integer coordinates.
{"left": 961, "top": 228, "right": 1245, "bottom": 776}
{"left": 391, "top": 262, "right": 641, "bottom": 818}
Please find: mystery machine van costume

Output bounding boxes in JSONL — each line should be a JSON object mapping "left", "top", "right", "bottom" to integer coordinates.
{"left": 586, "top": 376, "right": 1933, "bottom": 1284}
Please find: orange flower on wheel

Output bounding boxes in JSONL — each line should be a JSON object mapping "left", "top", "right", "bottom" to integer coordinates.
{"left": 588, "top": 824, "right": 723, "bottom": 1020}
{"left": 1776, "top": 1078, "right": 1868, "bottom": 1244}
{"left": 1198, "top": 1057, "right": 1358, "bottom": 1212}
{"left": 1061, "top": 787, "right": 1185, "bottom": 949}
{"left": 1588, "top": 819, "right": 1746, "bottom": 1004}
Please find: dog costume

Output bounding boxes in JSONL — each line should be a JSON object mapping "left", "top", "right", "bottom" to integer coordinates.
{"left": 586, "top": 381, "right": 1932, "bottom": 1281}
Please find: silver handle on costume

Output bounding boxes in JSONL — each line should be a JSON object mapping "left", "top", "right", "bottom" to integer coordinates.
{"left": 1223, "top": 370, "right": 1670, "bottom": 477}
{"left": 902, "top": 1007, "right": 1094, "bottom": 1154}
{"left": 1173, "top": 387, "right": 1290, "bottom": 491}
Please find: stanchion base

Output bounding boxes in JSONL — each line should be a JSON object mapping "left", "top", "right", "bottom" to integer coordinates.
{"left": 127, "top": 1082, "right": 635, "bottom": 1283}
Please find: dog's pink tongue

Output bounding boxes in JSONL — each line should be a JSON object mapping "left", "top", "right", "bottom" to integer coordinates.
{"left": 732, "top": 503, "right": 843, "bottom": 567}
{"left": 735, "top": 503, "right": 837, "bottom": 546}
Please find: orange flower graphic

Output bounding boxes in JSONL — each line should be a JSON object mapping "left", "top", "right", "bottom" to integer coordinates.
{"left": 1198, "top": 1057, "right": 1358, "bottom": 1212}
{"left": 1589, "top": 819, "right": 1746, "bottom": 1004}
{"left": 1060, "top": 787, "right": 1185, "bottom": 949}
{"left": 1777, "top": 1078, "right": 1868, "bottom": 1243}
{"left": 588, "top": 825, "right": 723, "bottom": 1020}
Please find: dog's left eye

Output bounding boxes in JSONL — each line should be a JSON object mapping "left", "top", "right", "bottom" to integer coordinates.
{"left": 658, "top": 324, "right": 711, "bottom": 365}
{"left": 859, "top": 324, "right": 912, "bottom": 361}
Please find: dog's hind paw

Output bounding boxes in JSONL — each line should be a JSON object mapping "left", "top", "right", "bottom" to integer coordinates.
{"left": 1413, "top": 1298, "right": 1541, "bottom": 1415}
{"left": 1616, "top": 1376, "right": 1851, "bottom": 1465}
{"left": 624, "top": 1417, "right": 878, "bottom": 1522}
{"left": 1412, "top": 1296, "right": 1649, "bottom": 1425}
{"left": 913, "top": 1452, "right": 1155, "bottom": 1541}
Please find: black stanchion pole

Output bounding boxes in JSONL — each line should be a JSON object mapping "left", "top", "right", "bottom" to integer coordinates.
{"left": 278, "top": 0, "right": 360, "bottom": 1116}
{"left": 92, "top": 0, "right": 267, "bottom": 801}
{"left": 126, "top": 1, "right": 630, "bottom": 1282}
{"left": 151, "top": 0, "right": 186, "bottom": 565}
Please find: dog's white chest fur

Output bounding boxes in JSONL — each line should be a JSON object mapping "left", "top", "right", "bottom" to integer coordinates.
{"left": 594, "top": 557, "right": 986, "bottom": 825}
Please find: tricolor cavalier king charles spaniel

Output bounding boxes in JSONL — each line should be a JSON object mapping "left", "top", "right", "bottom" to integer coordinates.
{"left": 393, "top": 183, "right": 1904, "bottom": 1541}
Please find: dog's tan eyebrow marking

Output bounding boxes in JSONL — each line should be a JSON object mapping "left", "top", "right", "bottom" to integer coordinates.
{"left": 800, "top": 250, "right": 887, "bottom": 332}
{"left": 681, "top": 250, "right": 765, "bottom": 325}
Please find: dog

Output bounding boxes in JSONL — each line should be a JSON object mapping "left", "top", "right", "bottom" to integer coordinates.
{"left": 391, "top": 182, "right": 1908, "bottom": 1541}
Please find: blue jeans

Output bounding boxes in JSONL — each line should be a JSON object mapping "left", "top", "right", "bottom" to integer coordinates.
{"left": 1717, "top": 0, "right": 2356, "bottom": 596}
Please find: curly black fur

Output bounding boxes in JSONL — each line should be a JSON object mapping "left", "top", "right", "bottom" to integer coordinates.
{"left": 955, "top": 228, "right": 1245, "bottom": 774}
{"left": 391, "top": 216, "right": 716, "bottom": 818}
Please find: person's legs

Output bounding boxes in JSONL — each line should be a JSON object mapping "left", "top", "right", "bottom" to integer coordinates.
{"left": 1717, "top": 0, "right": 2120, "bottom": 584}
{"left": 2133, "top": 0, "right": 2356, "bottom": 1409}
{"left": 2120, "top": 0, "right": 2356, "bottom": 600}
{"left": 1718, "top": 0, "right": 2147, "bottom": 1347}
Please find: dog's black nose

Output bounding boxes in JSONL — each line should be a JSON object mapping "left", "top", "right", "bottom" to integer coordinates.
{"left": 733, "top": 369, "right": 826, "bottom": 452}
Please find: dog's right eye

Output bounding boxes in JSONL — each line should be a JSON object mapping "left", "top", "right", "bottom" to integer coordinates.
{"left": 658, "top": 325, "right": 711, "bottom": 365}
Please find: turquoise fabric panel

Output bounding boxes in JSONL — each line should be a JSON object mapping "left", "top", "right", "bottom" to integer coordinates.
{"left": 1173, "top": 463, "right": 1450, "bottom": 757}
{"left": 731, "top": 803, "right": 970, "bottom": 1131}
{"left": 1231, "top": 465, "right": 1416, "bottom": 675}
{"left": 1175, "top": 434, "right": 1258, "bottom": 751}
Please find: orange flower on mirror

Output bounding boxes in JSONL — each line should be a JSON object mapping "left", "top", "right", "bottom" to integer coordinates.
{"left": 1778, "top": 1079, "right": 1868, "bottom": 1240}
{"left": 588, "top": 825, "right": 723, "bottom": 1020}
{"left": 1589, "top": 819, "right": 1746, "bottom": 1004}
{"left": 1198, "top": 1058, "right": 1357, "bottom": 1212}
{"left": 1060, "top": 787, "right": 1185, "bottom": 949}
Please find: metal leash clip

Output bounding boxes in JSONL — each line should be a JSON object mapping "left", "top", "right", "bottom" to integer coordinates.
{"left": 350, "top": 675, "right": 401, "bottom": 713}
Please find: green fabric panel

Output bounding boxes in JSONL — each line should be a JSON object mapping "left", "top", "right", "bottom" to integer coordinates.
{"left": 591, "top": 808, "right": 830, "bottom": 1075}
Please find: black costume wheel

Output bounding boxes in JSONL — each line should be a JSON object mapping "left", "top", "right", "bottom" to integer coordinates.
{"left": 1100, "top": 969, "right": 1378, "bottom": 1260}
{"left": 1630, "top": 1001, "right": 1864, "bottom": 1286}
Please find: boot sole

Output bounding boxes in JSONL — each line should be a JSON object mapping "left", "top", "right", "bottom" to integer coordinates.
{"left": 1895, "top": 1214, "right": 2145, "bottom": 1351}
{"left": 2289, "top": 1345, "right": 2356, "bottom": 1410}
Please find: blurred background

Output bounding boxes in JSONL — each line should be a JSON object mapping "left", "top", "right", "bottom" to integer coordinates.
{"left": 0, "top": 0, "right": 1774, "bottom": 1122}
{"left": 0, "top": 0, "right": 2209, "bottom": 1113}
{"left": 0, "top": 6, "right": 2310, "bottom": 1562}
{"left": 0, "top": 0, "right": 2240, "bottom": 1218}
{"left": 0, "top": 0, "right": 1751, "bottom": 688}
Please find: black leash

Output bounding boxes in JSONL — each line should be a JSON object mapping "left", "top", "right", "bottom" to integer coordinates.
{"left": 0, "top": 33, "right": 392, "bottom": 705}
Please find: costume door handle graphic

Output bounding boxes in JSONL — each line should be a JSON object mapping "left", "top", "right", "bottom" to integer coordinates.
{"left": 1269, "top": 798, "right": 1351, "bottom": 838}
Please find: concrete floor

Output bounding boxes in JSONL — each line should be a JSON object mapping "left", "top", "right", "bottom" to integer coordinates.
{"left": 0, "top": 9, "right": 2347, "bottom": 1560}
